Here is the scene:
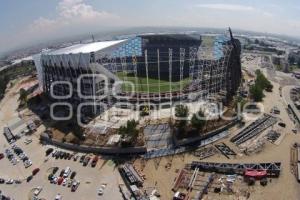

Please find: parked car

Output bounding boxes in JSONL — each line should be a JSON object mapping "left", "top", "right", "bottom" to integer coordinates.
{"left": 55, "top": 151, "right": 60, "bottom": 159}
{"left": 22, "top": 156, "right": 29, "bottom": 162}
{"left": 73, "top": 155, "right": 79, "bottom": 161}
{"left": 79, "top": 155, "right": 85, "bottom": 163}
{"left": 46, "top": 148, "right": 54, "bottom": 156}
{"left": 0, "top": 153, "right": 4, "bottom": 160}
{"left": 91, "top": 156, "right": 98, "bottom": 167}
{"left": 71, "top": 181, "right": 80, "bottom": 192}
{"left": 5, "top": 179, "right": 14, "bottom": 184}
{"left": 59, "top": 152, "right": 64, "bottom": 159}
{"left": 68, "top": 154, "right": 73, "bottom": 160}
{"left": 83, "top": 157, "right": 90, "bottom": 166}
{"left": 63, "top": 167, "right": 71, "bottom": 178}
{"left": 24, "top": 160, "right": 32, "bottom": 168}
{"left": 70, "top": 171, "right": 76, "bottom": 179}
{"left": 62, "top": 178, "right": 68, "bottom": 186}
{"left": 32, "top": 168, "right": 40, "bottom": 176}
{"left": 27, "top": 175, "right": 33, "bottom": 182}
{"left": 51, "top": 176, "right": 58, "bottom": 184}
{"left": 67, "top": 179, "right": 73, "bottom": 187}
{"left": 48, "top": 174, "right": 54, "bottom": 181}
{"left": 13, "top": 147, "right": 23, "bottom": 155}
{"left": 57, "top": 177, "right": 64, "bottom": 185}
{"left": 98, "top": 184, "right": 106, "bottom": 195}
{"left": 52, "top": 150, "right": 57, "bottom": 157}
{"left": 0, "top": 178, "right": 5, "bottom": 184}
{"left": 11, "top": 158, "right": 18, "bottom": 165}
{"left": 64, "top": 153, "right": 70, "bottom": 159}
{"left": 52, "top": 167, "right": 59, "bottom": 174}
{"left": 14, "top": 179, "right": 22, "bottom": 184}
{"left": 59, "top": 169, "right": 65, "bottom": 177}
{"left": 278, "top": 122, "right": 286, "bottom": 128}
{"left": 55, "top": 194, "right": 62, "bottom": 200}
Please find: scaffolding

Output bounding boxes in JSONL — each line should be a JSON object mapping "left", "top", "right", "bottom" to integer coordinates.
{"left": 39, "top": 31, "right": 241, "bottom": 116}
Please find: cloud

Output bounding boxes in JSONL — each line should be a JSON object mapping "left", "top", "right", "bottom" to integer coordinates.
{"left": 196, "top": 4, "right": 255, "bottom": 11}
{"left": 57, "top": 0, "right": 114, "bottom": 20}
{"left": 28, "top": 0, "right": 119, "bottom": 34}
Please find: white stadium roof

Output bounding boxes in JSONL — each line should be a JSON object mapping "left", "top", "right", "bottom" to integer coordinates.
{"left": 46, "top": 39, "right": 126, "bottom": 55}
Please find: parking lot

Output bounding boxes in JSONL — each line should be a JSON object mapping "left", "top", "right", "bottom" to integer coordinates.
{"left": 0, "top": 80, "right": 124, "bottom": 200}
{"left": 0, "top": 138, "right": 124, "bottom": 200}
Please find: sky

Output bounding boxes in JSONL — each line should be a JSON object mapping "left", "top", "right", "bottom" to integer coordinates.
{"left": 0, "top": 0, "right": 300, "bottom": 55}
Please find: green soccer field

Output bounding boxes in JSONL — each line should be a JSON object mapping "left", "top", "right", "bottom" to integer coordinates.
{"left": 116, "top": 72, "right": 192, "bottom": 93}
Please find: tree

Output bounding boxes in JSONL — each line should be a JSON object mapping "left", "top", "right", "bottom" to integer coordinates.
{"left": 119, "top": 119, "right": 139, "bottom": 147}
{"left": 19, "top": 88, "right": 28, "bottom": 106}
{"left": 175, "top": 105, "right": 189, "bottom": 129}
{"left": 191, "top": 110, "right": 206, "bottom": 131}
{"left": 255, "top": 70, "right": 273, "bottom": 91}
{"left": 175, "top": 105, "right": 189, "bottom": 118}
{"left": 118, "top": 119, "right": 139, "bottom": 138}
{"left": 250, "top": 84, "right": 264, "bottom": 102}
{"left": 235, "top": 96, "right": 247, "bottom": 112}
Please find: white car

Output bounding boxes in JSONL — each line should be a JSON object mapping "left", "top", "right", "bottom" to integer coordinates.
{"left": 6, "top": 179, "right": 14, "bottom": 184}
{"left": 19, "top": 153, "right": 26, "bottom": 159}
{"left": 24, "top": 160, "right": 32, "bottom": 168}
{"left": 98, "top": 184, "right": 106, "bottom": 195}
{"left": 52, "top": 177, "right": 58, "bottom": 184}
{"left": 62, "top": 178, "right": 68, "bottom": 186}
{"left": 55, "top": 194, "right": 62, "bottom": 200}
{"left": 11, "top": 158, "right": 18, "bottom": 165}
{"left": 33, "top": 186, "right": 43, "bottom": 196}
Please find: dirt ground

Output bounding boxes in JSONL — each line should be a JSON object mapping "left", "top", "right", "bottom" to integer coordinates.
{"left": 134, "top": 69, "right": 300, "bottom": 200}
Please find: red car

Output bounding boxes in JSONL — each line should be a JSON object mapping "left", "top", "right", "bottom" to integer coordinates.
{"left": 0, "top": 153, "right": 4, "bottom": 160}
{"left": 91, "top": 156, "right": 98, "bottom": 167}
{"left": 32, "top": 168, "right": 40, "bottom": 176}
{"left": 57, "top": 177, "right": 64, "bottom": 185}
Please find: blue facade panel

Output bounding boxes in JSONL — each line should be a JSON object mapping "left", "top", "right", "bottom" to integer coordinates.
{"left": 112, "top": 37, "right": 142, "bottom": 57}
{"left": 213, "top": 35, "right": 230, "bottom": 60}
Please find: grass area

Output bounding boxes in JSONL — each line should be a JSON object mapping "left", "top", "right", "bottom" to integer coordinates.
{"left": 201, "top": 36, "right": 215, "bottom": 47}
{"left": 0, "top": 64, "right": 35, "bottom": 99}
{"left": 274, "top": 64, "right": 283, "bottom": 71}
{"left": 116, "top": 72, "right": 192, "bottom": 93}
{"left": 290, "top": 65, "right": 300, "bottom": 72}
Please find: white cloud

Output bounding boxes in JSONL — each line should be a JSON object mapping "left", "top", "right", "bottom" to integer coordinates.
{"left": 57, "top": 0, "right": 114, "bottom": 20}
{"left": 196, "top": 4, "right": 255, "bottom": 11}
{"left": 28, "top": 0, "right": 119, "bottom": 34}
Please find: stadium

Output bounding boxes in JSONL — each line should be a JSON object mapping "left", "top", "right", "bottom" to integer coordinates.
{"left": 34, "top": 28, "right": 241, "bottom": 115}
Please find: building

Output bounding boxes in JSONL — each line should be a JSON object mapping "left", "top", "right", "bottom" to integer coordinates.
{"left": 34, "top": 29, "right": 241, "bottom": 115}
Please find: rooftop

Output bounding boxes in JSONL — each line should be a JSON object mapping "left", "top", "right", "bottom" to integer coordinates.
{"left": 46, "top": 39, "right": 126, "bottom": 55}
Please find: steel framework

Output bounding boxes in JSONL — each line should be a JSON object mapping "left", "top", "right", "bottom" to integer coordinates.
{"left": 190, "top": 161, "right": 281, "bottom": 177}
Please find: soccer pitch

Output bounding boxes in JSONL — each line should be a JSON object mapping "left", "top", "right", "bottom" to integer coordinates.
{"left": 117, "top": 72, "right": 192, "bottom": 93}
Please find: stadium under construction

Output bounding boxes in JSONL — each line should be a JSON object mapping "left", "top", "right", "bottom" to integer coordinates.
{"left": 34, "top": 28, "right": 242, "bottom": 115}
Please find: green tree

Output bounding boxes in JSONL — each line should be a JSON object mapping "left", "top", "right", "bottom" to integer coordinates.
{"left": 191, "top": 110, "right": 206, "bottom": 131}
{"left": 250, "top": 84, "right": 264, "bottom": 102}
{"left": 255, "top": 70, "right": 273, "bottom": 91}
{"left": 19, "top": 88, "right": 28, "bottom": 106}
{"left": 175, "top": 105, "right": 189, "bottom": 118}
{"left": 175, "top": 105, "right": 189, "bottom": 129}
{"left": 118, "top": 119, "right": 139, "bottom": 138}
